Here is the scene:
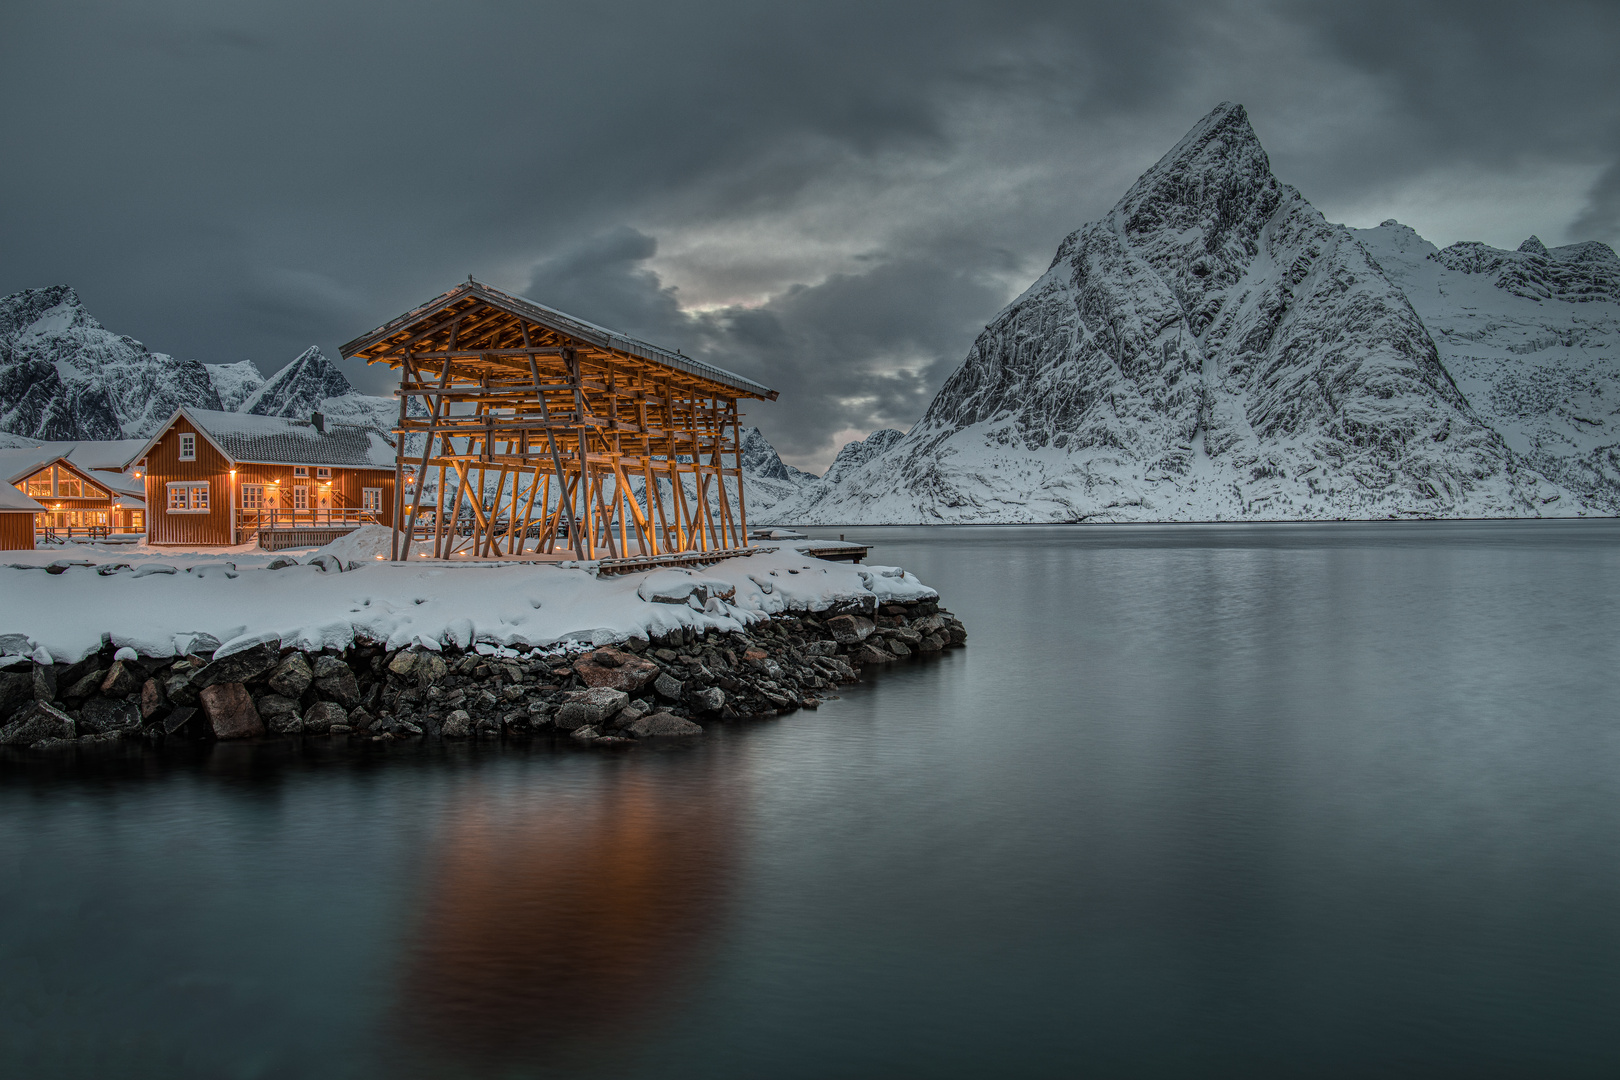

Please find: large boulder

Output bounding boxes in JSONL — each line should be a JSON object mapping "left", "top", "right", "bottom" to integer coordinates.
{"left": 626, "top": 712, "right": 704, "bottom": 737}
{"left": 554, "top": 687, "right": 629, "bottom": 730}
{"left": 653, "top": 672, "right": 685, "bottom": 702}
{"left": 100, "top": 660, "right": 143, "bottom": 699}
{"left": 199, "top": 683, "right": 264, "bottom": 739}
{"left": 826, "top": 615, "right": 876, "bottom": 645}
{"left": 0, "top": 669, "right": 32, "bottom": 717}
{"left": 689, "top": 686, "right": 725, "bottom": 714}
{"left": 193, "top": 640, "right": 282, "bottom": 689}
{"left": 140, "top": 678, "right": 165, "bottom": 718}
{"left": 78, "top": 697, "right": 141, "bottom": 735}
{"left": 573, "top": 648, "right": 659, "bottom": 693}
{"left": 0, "top": 701, "right": 75, "bottom": 745}
{"left": 302, "top": 701, "right": 347, "bottom": 734}
{"left": 313, "top": 665, "right": 361, "bottom": 708}
{"left": 256, "top": 693, "right": 303, "bottom": 735}
{"left": 267, "top": 653, "right": 313, "bottom": 698}
{"left": 441, "top": 710, "right": 471, "bottom": 739}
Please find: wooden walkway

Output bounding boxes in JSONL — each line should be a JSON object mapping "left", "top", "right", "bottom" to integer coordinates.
{"left": 594, "top": 541, "right": 869, "bottom": 576}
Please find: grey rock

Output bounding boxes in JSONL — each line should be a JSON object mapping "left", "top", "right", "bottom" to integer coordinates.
{"left": 441, "top": 710, "right": 471, "bottom": 738}
{"left": 826, "top": 615, "right": 876, "bottom": 645}
{"left": 193, "top": 640, "right": 282, "bottom": 689}
{"left": 267, "top": 653, "right": 313, "bottom": 698}
{"left": 554, "top": 687, "right": 629, "bottom": 730}
{"left": 162, "top": 706, "right": 200, "bottom": 736}
{"left": 801, "top": 640, "right": 839, "bottom": 658}
{"left": 387, "top": 650, "right": 418, "bottom": 676}
{"left": 626, "top": 711, "right": 704, "bottom": 737}
{"left": 302, "top": 701, "right": 347, "bottom": 734}
{"left": 33, "top": 663, "right": 57, "bottom": 702}
{"left": 140, "top": 678, "right": 164, "bottom": 718}
{"left": 887, "top": 640, "right": 912, "bottom": 658}
{"left": 1, "top": 701, "right": 76, "bottom": 745}
{"left": 689, "top": 686, "right": 725, "bottom": 714}
{"left": 570, "top": 724, "right": 600, "bottom": 741}
{"left": 0, "top": 670, "right": 32, "bottom": 717}
{"left": 256, "top": 693, "right": 302, "bottom": 733}
{"left": 310, "top": 655, "right": 348, "bottom": 679}
{"left": 63, "top": 668, "right": 107, "bottom": 699}
{"left": 100, "top": 660, "right": 143, "bottom": 699}
{"left": 653, "top": 672, "right": 685, "bottom": 701}
{"left": 314, "top": 669, "right": 361, "bottom": 708}
{"left": 163, "top": 670, "right": 198, "bottom": 706}
{"left": 854, "top": 643, "right": 894, "bottom": 665}
{"left": 78, "top": 697, "right": 141, "bottom": 735}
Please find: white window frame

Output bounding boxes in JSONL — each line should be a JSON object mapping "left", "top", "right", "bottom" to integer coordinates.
{"left": 292, "top": 485, "right": 309, "bottom": 511}
{"left": 293, "top": 466, "right": 309, "bottom": 478}
{"left": 362, "top": 487, "right": 382, "bottom": 513}
{"left": 178, "top": 433, "right": 196, "bottom": 461}
{"left": 315, "top": 466, "right": 332, "bottom": 479}
{"left": 241, "top": 484, "right": 265, "bottom": 509}
{"left": 166, "top": 481, "right": 210, "bottom": 513}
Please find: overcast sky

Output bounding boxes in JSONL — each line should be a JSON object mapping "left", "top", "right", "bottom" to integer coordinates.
{"left": 4, "top": 1, "right": 1616, "bottom": 470}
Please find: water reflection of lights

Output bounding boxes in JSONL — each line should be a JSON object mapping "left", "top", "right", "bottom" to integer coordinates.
{"left": 388, "top": 766, "right": 736, "bottom": 1070}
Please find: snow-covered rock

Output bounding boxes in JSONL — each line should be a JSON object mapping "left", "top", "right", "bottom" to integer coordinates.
{"left": 0, "top": 286, "right": 221, "bottom": 439}
{"left": 1356, "top": 221, "right": 1620, "bottom": 510}
{"left": 738, "top": 425, "right": 824, "bottom": 517}
{"left": 205, "top": 360, "right": 266, "bottom": 411}
{"left": 780, "top": 102, "right": 1594, "bottom": 523}
{"left": 822, "top": 429, "right": 905, "bottom": 486}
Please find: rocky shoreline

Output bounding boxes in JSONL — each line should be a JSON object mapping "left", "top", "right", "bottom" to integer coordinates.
{"left": 0, "top": 598, "right": 966, "bottom": 751}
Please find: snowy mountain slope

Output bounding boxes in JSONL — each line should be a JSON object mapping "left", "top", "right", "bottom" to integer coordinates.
{"left": 738, "top": 426, "right": 825, "bottom": 517}
{"left": 778, "top": 103, "right": 1572, "bottom": 524}
{"left": 205, "top": 360, "right": 266, "bottom": 411}
{"left": 1355, "top": 222, "right": 1620, "bottom": 510}
{"left": 242, "top": 344, "right": 405, "bottom": 434}
{"left": 0, "top": 286, "right": 221, "bottom": 440}
{"left": 822, "top": 429, "right": 905, "bottom": 486}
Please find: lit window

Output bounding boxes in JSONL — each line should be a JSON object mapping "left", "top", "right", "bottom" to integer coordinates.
{"left": 316, "top": 467, "right": 332, "bottom": 479}
{"left": 293, "top": 486, "right": 309, "bottom": 510}
{"left": 56, "top": 472, "right": 83, "bottom": 498}
{"left": 24, "top": 470, "right": 51, "bottom": 498}
{"left": 179, "top": 433, "right": 196, "bottom": 461}
{"left": 362, "top": 487, "right": 382, "bottom": 512}
{"left": 83, "top": 483, "right": 106, "bottom": 499}
{"left": 166, "top": 482, "right": 209, "bottom": 512}
{"left": 242, "top": 484, "right": 265, "bottom": 509}
{"left": 131, "top": 511, "right": 144, "bottom": 530}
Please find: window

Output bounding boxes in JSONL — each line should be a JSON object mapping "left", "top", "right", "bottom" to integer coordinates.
{"left": 179, "top": 433, "right": 196, "bottom": 461}
{"left": 315, "top": 467, "right": 332, "bottom": 479}
{"left": 24, "top": 470, "right": 51, "bottom": 498}
{"left": 131, "top": 511, "right": 144, "bottom": 531}
{"left": 56, "top": 472, "right": 82, "bottom": 498}
{"left": 83, "top": 482, "right": 106, "bottom": 499}
{"left": 362, "top": 487, "right": 382, "bottom": 513}
{"left": 293, "top": 466, "right": 308, "bottom": 478}
{"left": 166, "top": 482, "right": 209, "bottom": 513}
{"left": 241, "top": 484, "right": 265, "bottom": 509}
{"left": 292, "top": 485, "right": 309, "bottom": 510}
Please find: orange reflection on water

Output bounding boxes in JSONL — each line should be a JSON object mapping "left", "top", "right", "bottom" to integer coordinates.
{"left": 389, "top": 762, "right": 737, "bottom": 1071}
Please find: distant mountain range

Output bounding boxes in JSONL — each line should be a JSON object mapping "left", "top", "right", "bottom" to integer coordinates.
{"left": 751, "top": 103, "right": 1620, "bottom": 523}
{"left": 0, "top": 285, "right": 395, "bottom": 445}
{"left": 8, "top": 105, "right": 1619, "bottom": 523}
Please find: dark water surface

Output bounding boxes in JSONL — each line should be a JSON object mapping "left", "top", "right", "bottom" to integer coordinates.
{"left": 4, "top": 521, "right": 1620, "bottom": 1077}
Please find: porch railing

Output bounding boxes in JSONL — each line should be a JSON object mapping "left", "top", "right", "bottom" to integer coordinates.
{"left": 237, "top": 509, "right": 380, "bottom": 534}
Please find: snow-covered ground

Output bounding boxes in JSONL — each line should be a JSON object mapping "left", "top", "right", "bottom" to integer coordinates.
{"left": 1, "top": 526, "right": 934, "bottom": 664}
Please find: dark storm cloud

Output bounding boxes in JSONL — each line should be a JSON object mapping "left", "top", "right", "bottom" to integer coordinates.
{"left": 3, "top": 1, "right": 1616, "bottom": 469}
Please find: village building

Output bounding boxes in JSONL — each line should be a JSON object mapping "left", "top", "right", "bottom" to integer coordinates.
{"left": 125, "top": 407, "right": 397, "bottom": 549}
{"left": 340, "top": 279, "right": 778, "bottom": 561}
{"left": 1, "top": 447, "right": 145, "bottom": 539}
{"left": 0, "top": 481, "right": 45, "bottom": 550}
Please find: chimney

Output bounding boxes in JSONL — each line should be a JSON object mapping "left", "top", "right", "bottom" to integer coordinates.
{"left": 311, "top": 412, "right": 325, "bottom": 434}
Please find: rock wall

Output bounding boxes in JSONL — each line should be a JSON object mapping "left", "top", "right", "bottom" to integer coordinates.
{"left": 0, "top": 601, "right": 967, "bottom": 752}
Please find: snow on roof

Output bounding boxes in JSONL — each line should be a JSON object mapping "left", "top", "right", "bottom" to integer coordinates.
{"left": 342, "top": 280, "right": 778, "bottom": 401}
{"left": 135, "top": 408, "right": 396, "bottom": 469}
{"left": 0, "top": 449, "right": 64, "bottom": 485}
{"left": 0, "top": 483, "right": 45, "bottom": 512}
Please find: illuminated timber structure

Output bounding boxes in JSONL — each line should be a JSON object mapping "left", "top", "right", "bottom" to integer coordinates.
{"left": 341, "top": 280, "right": 778, "bottom": 562}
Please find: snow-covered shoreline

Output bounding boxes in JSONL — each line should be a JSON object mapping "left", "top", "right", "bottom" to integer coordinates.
{"left": 0, "top": 530, "right": 937, "bottom": 666}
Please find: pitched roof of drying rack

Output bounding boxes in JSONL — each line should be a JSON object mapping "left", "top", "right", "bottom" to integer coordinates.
{"left": 339, "top": 279, "right": 778, "bottom": 401}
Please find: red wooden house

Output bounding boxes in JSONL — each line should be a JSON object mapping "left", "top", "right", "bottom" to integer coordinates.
{"left": 1, "top": 448, "right": 144, "bottom": 539}
{"left": 0, "top": 481, "right": 45, "bottom": 550}
{"left": 126, "top": 408, "right": 399, "bottom": 548}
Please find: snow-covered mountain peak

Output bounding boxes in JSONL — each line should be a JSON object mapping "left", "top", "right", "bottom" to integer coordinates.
{"left": 243, "top": 345, "right": 355, "bottom": 418}
{"left": 1432, "top": 235, "right": 1620, "bottom": 305}
{"left": 204, "top": 360, "right": 267, "bottom": 411}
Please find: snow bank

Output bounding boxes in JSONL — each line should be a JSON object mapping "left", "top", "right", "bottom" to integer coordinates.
{"left": 0, "top": 542, "right": 935, "bottom": 664}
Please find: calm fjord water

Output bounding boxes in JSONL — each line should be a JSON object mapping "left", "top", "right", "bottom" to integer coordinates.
{"left": 3, "top": 521, "right": 1619, "bottom": 1078}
